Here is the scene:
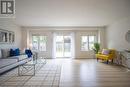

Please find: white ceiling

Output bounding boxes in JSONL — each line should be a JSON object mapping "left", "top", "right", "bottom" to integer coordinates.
{"left": 16, "top": 0, "right": 130, "bottom": 27}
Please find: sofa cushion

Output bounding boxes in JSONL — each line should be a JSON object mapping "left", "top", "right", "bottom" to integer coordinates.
{"left": 1, "top": 49, "right": 10, "bottom": 58}
{"left": 0, "top": 59, "right": 18, "bottom": 68}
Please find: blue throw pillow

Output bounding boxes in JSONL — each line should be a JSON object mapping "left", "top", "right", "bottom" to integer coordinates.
{"left": 10, "top": 49, "right": 14, "bottom": 56}
{"left": 25, "top": 49, "right": 33, "bottom": 58}
{"left": 10, "top": 48, "right": 20, "bottom": 56}
{"left": 15, "top": 48, "right": 20, "bottom": 56}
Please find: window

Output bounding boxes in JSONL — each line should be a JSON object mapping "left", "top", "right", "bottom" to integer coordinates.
{"left": 81, "top": 35, "right": 96, "bottom": 51}
{"left": 32, "top": 35, "right": 47, "bottom": 51}
{"left": 81, "top": 36, "right": 88, "bottom": 51}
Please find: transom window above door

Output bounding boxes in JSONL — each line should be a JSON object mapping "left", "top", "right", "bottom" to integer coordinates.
{"left": 32, "top": 35, "right": 47, "bottom": 51}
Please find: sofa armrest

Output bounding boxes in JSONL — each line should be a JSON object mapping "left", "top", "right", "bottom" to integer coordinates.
{"left": 3, "top": 56, "right": 19, "bottom": 59}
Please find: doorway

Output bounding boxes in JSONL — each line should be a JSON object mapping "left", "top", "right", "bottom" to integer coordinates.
{"left": 55, "top": 35, "right": 71, "bottom": 58}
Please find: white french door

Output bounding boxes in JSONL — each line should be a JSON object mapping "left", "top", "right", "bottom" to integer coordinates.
{"left": 55, "top": 35, "right": 71, "bottom": 58}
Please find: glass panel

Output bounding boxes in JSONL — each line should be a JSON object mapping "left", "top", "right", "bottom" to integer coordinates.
{"left": 32, "top": 36, "right": 39, "bottom": 50}
{"left": 89, "top": 43, "right": 94, "bottom": 50}
{"left": 55, "top": 35, "right": 71, "bottom": 57}
{"left": 81, "top": 36, "right": 88, "bottom": 51}
{"left": 56, "top": 36, "right": 63, "bottom": 42}
{"left": 39, "top": 36, "right": 47, "bottom": 51}
{"left": 89, "top": 36, "right": 95, "bottom": 50}
{"left": 32, "top": 36, "right": 47, "bottom": 51}
{"left": 89, "top": 36, "right": 95, "bottom": 43}
{"left": 56, "top": 36, "right": 64, "bottom": 57}
{"left": 64, "top": 36, "right": 71, "bottom": 57}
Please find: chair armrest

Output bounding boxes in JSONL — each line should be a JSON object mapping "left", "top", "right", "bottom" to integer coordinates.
{"left": 98, "top": 52, "right": 102, "bottom": 54}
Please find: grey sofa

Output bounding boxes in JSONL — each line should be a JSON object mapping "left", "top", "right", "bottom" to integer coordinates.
{"left": 0, "top": 49, "right": 32, "bottom": 74}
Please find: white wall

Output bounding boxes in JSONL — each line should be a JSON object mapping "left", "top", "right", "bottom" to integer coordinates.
{"left": 98, "top": 28, "right": 106, "bottom": 49}
{"left": 16, "top": 0, "right": 130, "bottom": 27}
{"left": 0, "top": 19, "right": 22, "bottom": 49}
{"left": 21, "top": 27, "right": 106, "bottom": 58}
{"left": 21, "top": 29, "right": 29, "bottom": 50}
{"left": 106, "top": 17, "right": 130, "bottom": 51}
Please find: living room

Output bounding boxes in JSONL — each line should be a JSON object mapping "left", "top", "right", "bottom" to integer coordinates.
{"left": 0, "top": 0, "right": 130, "bottom": 87}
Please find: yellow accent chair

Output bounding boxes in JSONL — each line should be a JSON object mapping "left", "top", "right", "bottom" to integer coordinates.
{"left": 96, "top": 49, "right": 116, "bottom": 64}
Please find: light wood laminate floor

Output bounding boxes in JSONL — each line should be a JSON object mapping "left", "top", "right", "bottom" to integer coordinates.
{"left": 0, "top": 59, "right": 130, "bottom": 87}
{"left": 59, "top": 59, "right": 130, "bottom": 87}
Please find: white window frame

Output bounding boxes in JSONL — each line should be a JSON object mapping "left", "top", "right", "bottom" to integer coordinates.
{"left": 81, "top": 35, "right": 96, "bottom": 51}
{"left": 32, "top": 35, "right": 47, "bottom": 51}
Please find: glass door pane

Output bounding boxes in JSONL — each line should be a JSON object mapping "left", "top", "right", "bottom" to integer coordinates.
{"left": 56, "top": 36, "right": 64, "bottom": 57}
{"left": 64, "top": 36, "right": 71, "bottom": 57}
{"left": 32, "top": 36, "right": 39, "bottom": 50}
{"left": 81, "top": 36, "right": 88, "bottom": 51}
{"left": 55, "top": 35, "right": 72, "bottom": 58}
{"left": 39, "top": 36, "right": 47, "bottom": 51}
{"left": 89, "top": 36, "right": 95, "bottom": 50}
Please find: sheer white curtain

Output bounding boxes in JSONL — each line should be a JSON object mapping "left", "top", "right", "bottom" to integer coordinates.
{"left": 52, "top": 33, "right": 56, "bottom": 58}
{"left": 70, "top": 32, "right": 75, "bottom": 58}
